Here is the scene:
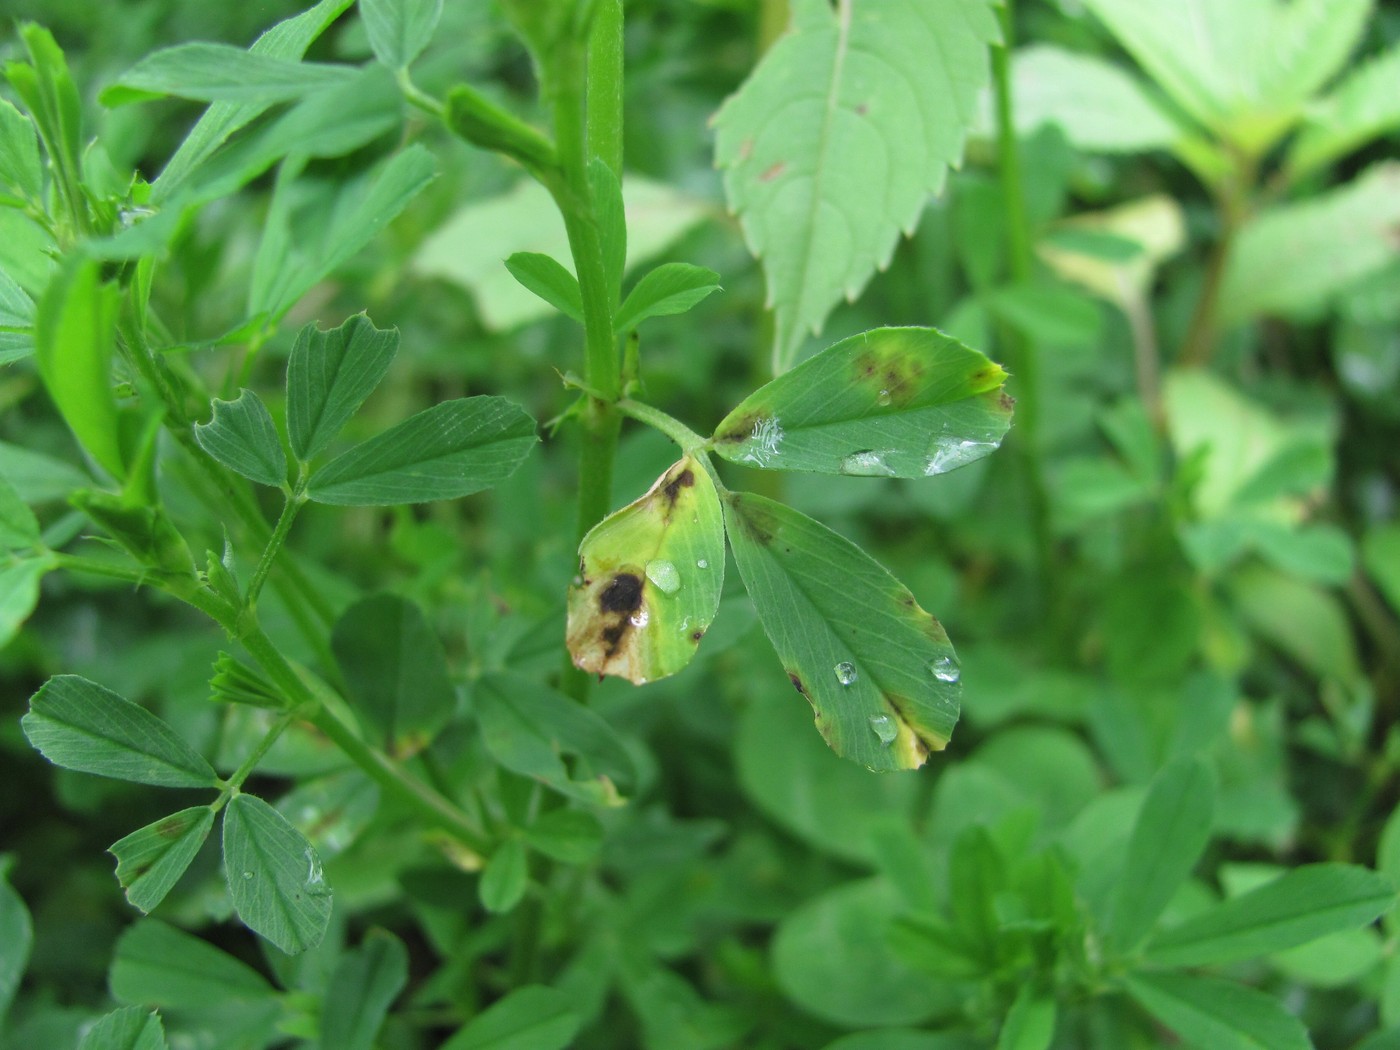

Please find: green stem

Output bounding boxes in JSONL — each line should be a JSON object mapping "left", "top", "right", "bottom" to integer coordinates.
{"left": 245, "top": 490, "right": 305, "bottom": 607}
{"left": 616, "top": 398, "right": 708, "bottom": 453}
{"left": 586, "top": 0, "right": 625, "bottom": 176}
{"left": 212, "top": 708, "right": 301, "bottom": 811}
{"left": 52, "top": 553, "right": 150, "bottom": 586}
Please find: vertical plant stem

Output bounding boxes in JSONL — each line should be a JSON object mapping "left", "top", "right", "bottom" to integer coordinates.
{"left": 245, "top": 491, "right": 304, "bottom": 607}
{"left": 1179, "top": 196, "right": 1239, "bottom": 368}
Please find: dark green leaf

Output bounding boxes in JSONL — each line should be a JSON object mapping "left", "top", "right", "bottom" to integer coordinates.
{"left": 724, "top": 491, "right": 960, "bottom": 770}
{"left": 1365, "top": 524, "right": 1400, "bottom": 616}
{"left": 22, "top": 675, "right": 219, "bottom": 788}
{"left": 193, "top": 389, "right": 287, "bottom": 487}
{"left": 286, "top": 315, "right": 399, "bottom": 461}
{"left": 0, "top": 867, "right": 32, "bottom": 1028}
{"left": 103, "top": 44, "right": 355, "bottom": 106}
{"left": 110, "top": 919, "right": 276, "bottom": 1009}
{"left": 614, "top": 262, "right": 721, "bottom": 333}
{"left": 331, "top": 593, "right": 455, "bottom": 755}
{"left": 0, "top": 473, "right": 40, "bottom": 547}
{"left": 441, "top": 985, "right": 580, "bottom": 1050}
{"left": 320, "top": 929, "right": 408, "bottom": 1050}
{"left": 1125, "top": 971, "right": 1310, "bottom": 1050}
{"left": 821, "top": 1033, "right": 977, "bottom": 1050}
{"left": 0, "top": 99, "right": 42, "bottom": 202}
{"left": 77, "top": 1006, "right": 167, "bottom": 1050}
{"left": 110, "top": 807, "right": 216, "bottom": 914}
{"left": 503, "top": 252, "right": 584, "bottom": 323}
{"left": 0, "top": 558, "right": 47, "bottom": 649}
{"left": 479, "top": 838, "right": 528, "bottom": 914}
{"left": 222, "top": 793, "right": 333, "bottom": 954}
{"left": 711, "top": 328, "right": 1011, "bottom": 479}
{"left": 361, "top": 0, "right": 443, "bottom": 69}
{"left": 1146, "top": 863, "right": 1396, "bottom": 966}
{"left": 997, "top": 986, "right": 1056, "bottom": 1050}
{"left": 307, "top": 396, "right": 537, "bottom": 505}
{"left": 523, "top": 810, "right": 603, "bottom": 865}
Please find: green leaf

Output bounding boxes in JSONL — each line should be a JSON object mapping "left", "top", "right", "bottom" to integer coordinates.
{"left": 0, "top": 473, "right": 40, "bottom": 548}
{"left": 77, "top": 1006, "right": 167, "bottom": 1050}
{"left": 0, "top": 867, "right": 32, "bottom": 1028}
{"left": 222, "top": 793, "right": 333, "bottom": 954}
{"left": 6, "top": 26, "right": 82, "bottom": 202}
{"left": 34, "top": 257, "right": 124, "bottom": 479}
{"left": 723, "top": 491, "right": 960, "bottom": 771}
{"left": 503, "top": 252, "right": 584, "bottom": 323}
{"left": 361, "top": 0, "right": 442, "bottom": 69}
{"left": 1365, "top": 524, "right": 1400, "bottom": 616}
{"left": 821, "top": 1034, "right": 975, "bottom": 1050}
{"left": 1107, "top": 757, "right": 1214, "bottom": 951}
{"left": 523, "top": 810, "right": 603, "bottom": 865}
{"left": 1229, "top": 564, "right": 1361, "bottom": 685}
{"left": 614, "top": 262, "right": 721, "bottom": 334}
{"left": 1125, "top": 971, "right": 1310, "bottom": 1050}
{"left": 0, "top": 440, "right": 89, "bottom": 502}
{"left": 103, "top": 44, "right": 356, "bottom": 106}
{"left": 307, "top": 396, "right": 537, "bottom": 505}
{"left": 441, "top": 985, "right": 580, "bottom": 1050}
{"left": 1221, "top": 163, "right": 1400, "bottom": 324}
{"left": 22, "top": 676, "right": 219, "bottom": 788}
{"left": 712, "top": 328, "right": 1011, "bottom": 478}
{"left": 714, "top": 0, "right": 999, "bottom": 369}
{"left": 0, "top": 267, "right": 37, "bottom": 366}
{"left": 1251, "top": 522, "right": 1355, "bottom": 585}
{"left": 286, "top": 314, "right": 399, "bottom": 463}
{"left": 1011, "top": 45, "right": 1181, "bottom": 153}
{"left": 111, "top": 919, "right": 276, "bottom": 1009}
{"left": 0, "top": 559, "right": 47, "bottom": 649}
{"left": 1146, "top": 863, "right": 1395, "bottom": 967}
{"left": 566, "top": 456, "right": 725, "bottom": 683}
{"left": 277, "top": 769, "right": 379, "bottom": 860}
{"left": 320, "top": 929, "right": 408, "bottom": 1050}
{"left": 0, "top": 98, "right": 42, "bottom": 202}
{"left": 997, "top": 986, "right": 1056, "bottom": 1050}
{"left": 474, "top": 672, "right": 636, "bottom": 805}
{"left": 1289, "top": 44, "right": 1400, "bottom": 177}
{"left": 988, "top": 282, "right": 1101, "bottom": 349}
{"left": 331, "top": 593, "right": 455, "bottom": 755}
{"left": 193, "top": 390, "right": 287, "bottom": 488}
{"left": 479, "top": 838, "right": 528, "bottom": 914}
{"left": 110, "top": 807, "right": 217, "bottom": 914}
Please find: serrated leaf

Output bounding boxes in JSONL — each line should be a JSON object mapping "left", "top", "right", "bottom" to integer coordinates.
{"left": 21, "top": 675, "right": 219, "bottom": 788}
{"left": 567, "top": 456, "right": 725, "bottom": 684}
{"left": 1146, "top": 863, "right": 1396, "bottom": 967}
{"left": 111, "top": 919, "right": 276, "bottom": 1009}
{"left": 1107, "top": 757, "right": 1215, "bottom": 951}
{"left": 194, "top": 389, "right": 287, "bottom": 487}
{"left": 523, "top": 810, "right": 603, "bottom": 865}
{"left": 441, "top": 985, "right": 580, "bottom": 1050}
{"left": 77, "top": 1006, "right": 167, "bottom": 1050}
{"left": 110, "top": 807, "right": 216, "bottom": 914}
{"left": 222, "top": 793, "right": 333, "bottom": 955}
{"left": 1125, "top": 971, "right": 1310, "bottom": 1050}
{"left": 307, "top": 396, "right": 536, "bottom": 505}
{"left": 504, "top": 252, "right": 584, "bottom": 323}
{"left": 331, "top": 593, "right": 455, "bottom": 755}
{"left": 0, "top": 473, "right": 40, "bottom": 547}
{"left": 614, "top": 262, "right": 721, "bottom": 333}
{"left": 711, "top": 327, "right": 1010, "bottom": 478}
{"left": 479, "top": 838, "right": 528, "bottom": 914}
{"left": 361, "top": 0, "right": 442, "bottom": 69}
{"left": 0, "top": 99, "right": 42, "bottom": 202}
{"left": 714, "top": 0, "right": 998, "bottom": 369}
{"left": 286, "top": 314, "right": 399, "bottom": 461}
{"left": 103, "top": 44, "right": 356, "bottom": 106}
{"left": 0, "top": 867, "right": 31, "bottom": 1028}
{"left": 1289, "top": 44, "right": 1400, "bottom": 177}
{"left": 723, "top": 491, "right": 959, "bottom": 771}
{"left": 320, "top": 929, "right": 408, "bottom": 1050}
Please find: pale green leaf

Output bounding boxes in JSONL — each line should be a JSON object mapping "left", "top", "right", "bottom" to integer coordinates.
{"left": 714, "top": 0, "right": 999, "bottom": 369}
{"left": 441, "top": 986, "right": 580, "bottom": 1050}
{"left": 286, "top": 314, "right": 399, "bottom": 461}
{"left": 103, "top": 44, "right": 355, "bottom": 106}
{"left": 222, "top": 793, "right": 333, "bottom": 954}
{"left": 110, "top": 807, "right": 217, "bottom": 914}
{"left": 0, "top": 558, "right": 48, "bottom": 648}
{"left": 503, "top": 252, "right": 584, "bottom": 323}
{"left": 479, "top": 838, "right": 528, "bottom": 914}
{"left": 0, "top": 99, "right": 42, "bottom": 202}
{"left": 1290, "top": 44, "right": 1400, "bottom": 177}
{"left": 320, "top": 929, "right": 408, "bottom": 1050}
{"left": 614, "top": 262, "right": 721, "bottom": 334}
{"left": 111, "top": 919, "right": 276, "bottom": 1008}
{"left": 724, "top": 491, "right": 960, "bottom": 771}
{"left": 566, "top": 456, "right": 725, "bottom": 684}
{"left": 1125, "top": 971, "right": 1311, "bottom": 1050}
{"left": 22, "top": 675, "right": 219, "bottom": 788}
{"left": 77, "top": 1006, "right": 167, "bottom": 1050}
{"left": 0, "top": 473, "right": 40, "bottom": 548}
{"left": 1107, "top": 757, "right": 1215, "bottom": 951}
{"left": 193, "top": 389, "right": 287, "bottom": 487}
{"left": 711, "top": 327, "right": 1011, "bottom": 479}
{"left": 0, "top": 440, "right": 90, "bottom": 502}
{"left": 0, "top": 867, "right": 32, "bottom": 1028}
{"left": 1229, "top": 564, "right": 1361, "bottom": 685}
{"left": 307, "top": 396, "right": 536, "bottom": 505}
{"left": 361, "top": 0, "right": 442, "bottom": 69}
{"left": 1251, "top": 522, "right": 1354, "bottom": 584}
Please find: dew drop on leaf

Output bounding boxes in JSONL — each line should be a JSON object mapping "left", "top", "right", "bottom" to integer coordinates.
{"left": 629, "top": 608, "right": 650, "bottom": 628}
{"left": 929, "top": 655, "right": 960, "bottom": 683}
{"left": 869, "top": 714, "right": 897, "bottom": 745}
{"left": 876, "top": 388, "right": 892, "bottom": 406}
{"left": 839, "top": 450, "right": 895, "bottom": 476}
{"left": 696, "top": 558, "right": 709, "bottom": 569}
{"left": 645, "top": 559, "right": 681, "bottom": 595}
{"left": 834, "top": 661, "right": 858, "bottom": 685}
{"left": 241, "top": 870, "right": 255, "bottom": 880}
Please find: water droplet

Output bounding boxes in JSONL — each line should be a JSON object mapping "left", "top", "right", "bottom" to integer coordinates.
{"left": 834, "top": 661, "right": 858, "bottom": 685}
{"left": 877, "top": 388, "right": 892, "bottom": 406}
{"left": 738, "top": 416, "right": 785, "bottom": 466}
{"left": 924, "top": 432, "right": 1001, "bottom": 474}
{"left": 929, "top": 655, "right": 960, "bottom": 683}
{"left": 241, "top": 870, "right": 254, "bottom": 880}
{"left": 839, "top": 450, "right": 896, "bottom": 477}
{"left": 305, "top": 848, "right": 324, "bottom": 885}
{"left": 645, "top": 559, "right": 681, "bottom": 595}
{"left": 869, "top": 714, "right": 897, "bottom": 745}
{"left": 629, "top": 608, "right": 650, "bottom": 628}
{"left": 696, "top": 559, "right": 709, "bottom": 569}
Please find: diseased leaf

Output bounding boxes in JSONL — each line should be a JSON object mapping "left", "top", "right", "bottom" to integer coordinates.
{"left": 1125, "top": 971, "right": 1310, "bottom": 1050}
{"left": 504, "top": 252, "right": 584, "bottom": 323}
{"left": 194, "top": 389, "right": 287, "bottom": 487}
{"left": 614, "top": 262, "right": 721, "bottom": 334}
{"left": 77, "top": 1006, "right": 167, "bottom": 1050}
{"left": 102, "top": 44, "right": 355, "bottom": 106}
{"left": 360, "top": 0, "right": 443, "bottom": 69}
{"left": 567, "top": 456, "right": 725, "bottom": 684}
{"left": 724, "top": 491, "right": 960, "bottom": 771}
{"left": 479, "top": 838, "right": 528, "bottom": 914}
{"left": 1289, "top": 44, "right": 1400, "bottom": 177}
{"left": 441, "top": 985, "right": 580, "bottom": 1050}
{"left": 110, "top": 919, "right": 276, "bottom": 1009}
{"left": 22, "top": 675, "right": 219, "bottom": 788}
{"left": 714, "top": 0, "right": 998, "bottom": 369}
{"left": 307, "top": 396, "right": 537, "bottom": 505}
{"left": 711, "top": 327, "right": 1010, "bottom": 479}
{"left": 222, "top": 793, "right": 333, "bottom": 955}
{"left": 110, "top": 807, "right": 216, "bottom": 914}
{"left": 286, "top": 314, "right": 399, "bottom": 462}
{"left": 320, "top": 929, "right": 408, "bottom": 1050}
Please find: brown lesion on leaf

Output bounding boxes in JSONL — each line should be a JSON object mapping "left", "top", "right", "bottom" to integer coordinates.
{"left": 661, "top": 467, "right": 695, "bottom": 507}
{"left": 691, "top": 630, "right": 705, "bottom": 643}
{"left": 788, "top": 671, "right": 808, "bottom": 697}
{"left": 759, "top": 161, "right": 786, "bottom": 182}
{"left": 571, "top": 565, "right": 648, "bottom": 672}
{"left": 849, "top": 343, "right": 927, "bottom": 409}
{"left": 599, "top": 572, "right": 643, "bottom": 615}
{"left": 715, "top": 410, "right": 761, "bottom": 445}
{"left": 156, "top": 813, "right": 193, "bottom": 839}
{"left": 999, "top": 391, "right": 1016, "bottom": 413}
{"left": 725, "top": 492, "right": 777, "bottom": 545}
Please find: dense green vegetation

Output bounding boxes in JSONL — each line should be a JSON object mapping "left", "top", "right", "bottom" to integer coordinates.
{"left": 2, "top": 1, "right": 1400, "bottom": 1047}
